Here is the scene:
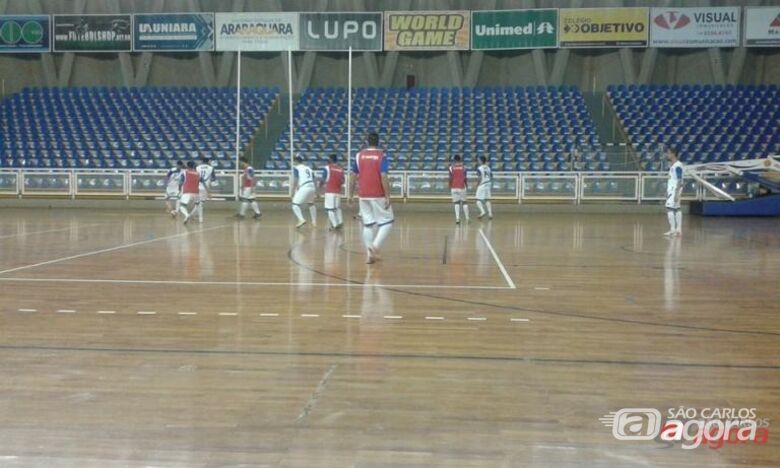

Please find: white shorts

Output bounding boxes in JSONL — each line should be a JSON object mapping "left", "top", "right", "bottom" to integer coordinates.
{"left": 324, "top": 192, "right": 341, "bottom": 210}
{"left": 293, "top": 184, "right": 316, "bottom": 205}
{"left": 451, "top": 188, "right": 467, "bottom": 203}
{"left": 180, "top": 193, "right": 197, "bottom": 206}
{"left": 476, "top": 183, "right": 492, "bottom": 201}
{"left": 359, "top": 198, "right": 394, "bottom": 227}
{"left": 665, "top": 191, "right": 681, "bottom": 210}
{"left": 165, "top": 188, "right": 179, "bottom": 200}
{"left": 240, "top": 187, "right": 256, "bottom": 201}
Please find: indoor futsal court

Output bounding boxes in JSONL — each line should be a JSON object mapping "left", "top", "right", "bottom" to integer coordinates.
{"left": 0, "top": 207, "right": 778, "bottom": 465}
{"left": 1, "top": 0, "right": 780, "bottom": 466}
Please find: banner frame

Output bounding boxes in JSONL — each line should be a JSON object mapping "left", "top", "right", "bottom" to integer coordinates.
{"left": 0, "top": 14, "right": 52, "bottom": 54}
{"left": 299, "top": 11, "right": 383, "bottom": 52}
{"left": 470, "top": 8, "right": 559, "bottom": 51}
{"left": 52, "top": 13, "right": 133, "bottom": 53}
{"left": 215, "top": 11, "right": 300, "bottom": 52}
{"left": 559, "top": 7, "right": 649, "bottom": 49}
{"left": 649, "top": 6, "right": 741, "bottom": 49}
{"left": 743, "top": 6, "right": 780, "bottom": 48}
{"left": 132, "top": 12, "right": 215, "bottom": 52}
{"left": 383, "top": 9, "right": 471, "bottom": 51}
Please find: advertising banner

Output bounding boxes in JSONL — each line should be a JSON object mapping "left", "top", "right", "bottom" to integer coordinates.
{"left": 744, "top": 7, "right": 780, "bottom": 47}
{"left": 300, "top": 12, "right": 382, "bottom": 51}
{"left": 560, "top": 8, "right": 648, "bottom": 48}
{"left": 384, "top": 10, "right": 469, "bottom": 50}
{"left": 472, "top": 9, "right": 557, "bottom": 50}
{"left": 53, "top": 14, "right": 132, "bottom": 52}
{"left": 215, "top": 12, "right": 298, "bottom": 51}
{"left": 0, "top": 15, "right": 50, "bottom": 53}
{"left": 134, "top": 13, "right": 214, "bottom": 51}
{"left": 650, "top": 7, "right": 740, "bottom": 48}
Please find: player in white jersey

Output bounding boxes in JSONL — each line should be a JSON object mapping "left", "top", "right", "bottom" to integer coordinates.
{"left": 664, "top": 147, "right": 684, "bottom": 237}
{"left": 164, "top": 160, "right": 184, "bottom": 217}
{"left": 236, "top": 157, "right": 262, "bottom": 220}
{"left": 196, "top": 157, "right": 216, "bottom": 224}
{"left": 291, "top": 154, "right": 317, "bottom": 228}
{"left": 475, "top": 156, "right": 494, "bottom": 220}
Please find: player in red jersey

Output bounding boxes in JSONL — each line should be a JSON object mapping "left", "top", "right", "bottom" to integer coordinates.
{"left": 178, "top": 161, "right": 201, "bottom": 225}
{"left": 350, "top": 132, "right": 393, "bottom": 264}
{"left": 449, "top": 154, "right": 470, "bottom": 224}
{"left": 236, "top": 157, "right": 262, "bottom": 220}
{"left": 319, "top": 154, "right": 345, "bottom": 230}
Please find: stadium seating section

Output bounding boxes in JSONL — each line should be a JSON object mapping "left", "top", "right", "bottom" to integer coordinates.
{"left": 0, "top": 86, "right": 279, "bottom": 169}
{"left": 609, "top": 84, "right": 779, "bottom": 171}
{"left": 268, "top": 86, "right": 608, "bottom": 172}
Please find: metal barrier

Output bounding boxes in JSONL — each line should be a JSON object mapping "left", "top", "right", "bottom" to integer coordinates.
{"left": 0, "top": 168, "right": 754, "bottom": 204}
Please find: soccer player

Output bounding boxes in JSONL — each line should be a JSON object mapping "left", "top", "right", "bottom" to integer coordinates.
{"left": 475, "top": 156, "right": 493, "bottom": 220}
{"left": 664, "top": 147, "right": 684, "bottom": 237}
{"left": 178, "top": 161, "right": 200, "bottom": 225}
{"left": 291, "top": 154, "right": 317, "bottom": 228}
{"left": 449, "top": 154, "right": 469, "bottom": 224}
{"left": 236, "top": 157, "right": 262, "bottom": 220}
{"left": 350, "top": 132, "right": 393, "bottom": 264}
{"left": 320, "top": 154, "right": 345, "bottom": 230}
{"left": 164, "top": 160, "right": 184, "bottom": 217}
{"left": 196, "top": 157, "right": 216, "bottom": 224}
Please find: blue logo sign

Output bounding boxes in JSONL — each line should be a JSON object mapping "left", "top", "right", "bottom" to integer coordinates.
{"left": 134, "top": 13, "right": 214, "bottom": 51}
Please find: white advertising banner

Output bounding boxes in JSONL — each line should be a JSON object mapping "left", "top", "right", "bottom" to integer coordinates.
{"left": 650, "top": 7, "right": 740, "bottom": 48}
{"left": 215, "top": 12, "right": 299, "bottom": 51}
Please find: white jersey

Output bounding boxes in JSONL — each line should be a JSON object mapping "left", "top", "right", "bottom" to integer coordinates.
{"left": 477, "top": 164, "right": 492, "bottom": 186}
{"left": 196, "top": 163, "right": 216, "bottom": 191}
{"left": 667, "top": 161, "right": 683, "bottom": 195}
{"left": 165, "top": 167, "right": 183, "bottom": 191}
{"left": 294, "top": 163, "right": 315, "bottom": 189}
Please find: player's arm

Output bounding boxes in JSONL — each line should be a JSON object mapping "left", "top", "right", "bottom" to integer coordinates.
{"left": 674, "top": 166, "right": 684, "bottom": 200}
{"left": 464, "top": 168, "right": 469, "bottom": 191}
{"left": 380, "top": 155, "right": 391, "bottom": 208}
{"left": 349, "top": 157, "right": 359, "bottom": 202}
{"left": 448, "top": 166, "right": 453, "bottom": 189}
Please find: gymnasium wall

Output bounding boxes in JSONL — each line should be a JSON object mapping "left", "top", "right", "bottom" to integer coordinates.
{"left": 0, "top": 0, "right": 777, "bottom": 94}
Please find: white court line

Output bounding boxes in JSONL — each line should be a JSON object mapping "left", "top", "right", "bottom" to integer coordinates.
{"left": 218, "top": 312, "right": 238, "bottom": 317}
{"left": 534, "top": 287, "right": 551, "bottom": 291}
{"left": 478, "top": 228, "right": 517, "bottom": 289}
{"left": 384, "top": 315, "right": 402, "bottom": 320}
{"left": 510, "top": 318, "right": 530, "bottom": 322}
{"left": 259, "top": 313, "right": 279, "bottom": 317}
{"left": 301, "top": 314, "right": 319, "bottom": 318}
{"left": 341, "top": 314, "right": 361, "bottom": 319}
{"left": 137, "top": 311, "right": 157, "bottom": 315}
{"left": 17, "top": 308, "right": 37, "bottom": 313}
{"left": 0, "top": 223, "right": 108, "bottom": 240}
{"left": 56, "top": 309, "right": 76, "bottom": 314}
{"left": 177, "top": 312, "right": 197, "bottom": 316}
{"left": 0, "top": 277, "right": 511, "bottom": 290}
{"left": 425, "top": 316, "right": 445, "bottom": 320}
{"left": 467, "top": 317, "right": 487, "bottom": 321}
{"left": 0, "top": 224, "right": 230, "bottom": 276}
{"left": 97, "top": 310, "right": 116, "bottom": 315}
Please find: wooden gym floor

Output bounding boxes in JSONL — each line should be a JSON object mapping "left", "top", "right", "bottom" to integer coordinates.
{"left": 0, "top": 206, "right": 778, "bottom": 466}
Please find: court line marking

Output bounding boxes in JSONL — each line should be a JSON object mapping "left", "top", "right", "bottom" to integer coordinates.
{"left": 535, "top": 287, "right": 551, "bottom": 291}
{"left": 511, "top": 318, "right": 530, "bottom": 322}
{"left": 18, "top": 308, "right": 37, "bottom": 313}
{"left": 259, "top": 313, "right": 279, "bottom": 317}
{"left": 384, "top": 315, "right": 403, "bottom": 320}
{"left": 478, "top": 228, "right": 517, "bottom": 289}
{"left": 137, "top": 311, "right": 157, "bottom": 315}
{"left": 467, "top": 317, "right": 487, "bottom": 321}
{"left": 97, "top": 310, "right": 116, "bottom": 315}
{"left": 56, "top": 309, "right": 76, "bottom": 314}
{"left": 301, "top": 314, "right": 319, "bottom": 318}
{"left": 425, "top": 316, "right": 445, "bottom": 320}
{"left": 218, "top": 312, "right": 238, "bottom": 317}
{"left": 0, "top": 223, "right": 109, "bottom": 241}
{"left": 0, "top": 277, "right": 511, "bottom": 290}
{"left": 177, "top": 312, "right": 197, "bottom": 316}
{"left": 341, "top": 314, "right": 361, "bottom": 318}
{"left": 0, "top": 224, "right": 230, "bottom": 276}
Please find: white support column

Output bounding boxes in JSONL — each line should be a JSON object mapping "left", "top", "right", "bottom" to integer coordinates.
{"left": 234, "top": 50, "right": 242, "bottom": 200}
{"left": 347, "top": 47, "right": 353, "bottom": 197}
{"left": 288, "top": 48, "right": 295, "bottom": 196}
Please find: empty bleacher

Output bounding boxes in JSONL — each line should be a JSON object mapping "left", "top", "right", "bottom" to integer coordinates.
{"left": 268, "top": 86, "right": 607, "bottom": 172}
{"left": 0, "top": 86, "right": 279, "bottom": 170}
{"left": 609, "top": 84, "right": 779, "bottom": 171}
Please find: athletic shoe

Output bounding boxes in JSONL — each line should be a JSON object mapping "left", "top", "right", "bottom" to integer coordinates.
{"left": 368, "top": 246, "right": 381, "bottom": 263}
{"left": 296, "top": 220, "right": 307, "bottom": 229}
{"left": 455, "top": 220, "right": 461, "bottom": 225}
{"left": 253, "top": 213, "right": 262, "bottom": 220}
{"left": 663, "top": 230, "right": 675, "bottom": 237}
{"left": 477, "top": 213, "right": 485, "bottom": 219}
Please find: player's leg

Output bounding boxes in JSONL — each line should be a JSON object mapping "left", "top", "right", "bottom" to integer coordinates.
{"left": 359, "top": 199, "right": 377, "bottom": 263}
{"left": 250, "top": 199, "right": 261, "bottom": 218}
{"left": 305, "top": 187, "right": 317, "bottom": 226}
{"left": 664, "top": 192, "right": 676, "bottom": 236}
{"left": 371, "top": 199, "right": 394, "bottom": 254}
{"left": 462, "top": 194, "right": 470, "bottom": 222}
{"left": 451, "top": 190, "right": 461, "bottom": 223}
{"left": 292, "top": 188, "right": 307, "bottom": 227}
{"left": 179, "top": 194, "right": 192, "bottom": 223}
{"left": 486, "top": 199, "right": 493, "bottom": 219}
{"left": 197, "top": 190, "right": 206, "bottom": 223}
{"left": 324, "top": 194, "right": 338, "bottom": 229}
{"left": 335, "top": 195, "right": 343, "bottom": 227}
{"left": 675, "top": 209, "right": 682, "bottom": 236}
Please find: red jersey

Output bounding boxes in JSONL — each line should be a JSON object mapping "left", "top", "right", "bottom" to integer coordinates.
{"left": 242, "top": 166, "right": 255, "bottom": 188}
{"left": 352, "top": 147, "right": 389, "bottom": 198}
{"left": 323, "top": 164, "right": 345, "bottom": 194}
{"left": 449, "top": 163, "right": 467, "bottom": 189}
{"left": 182, "top": 169, "right": 200, "bottom": 194}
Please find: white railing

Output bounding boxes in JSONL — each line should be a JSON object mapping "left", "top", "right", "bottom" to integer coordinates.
{"left": 0, "top": 168, "right": 759, "bottom": 203}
